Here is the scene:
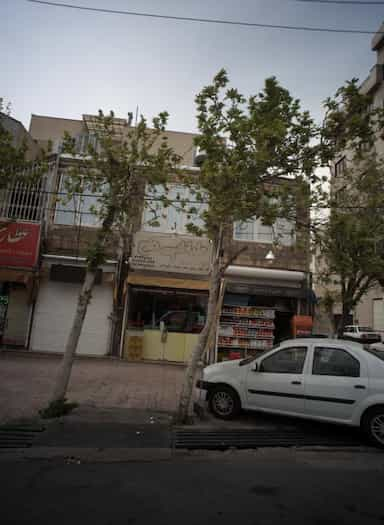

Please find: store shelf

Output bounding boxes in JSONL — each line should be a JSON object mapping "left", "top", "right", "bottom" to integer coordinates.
{"left": 218, "top": 344, "right": 272, "bottom": 350}
{"left": 223, "top": 304, "right": 276, "bottom": 309}
{"left": 219, "top": 334, "right": 274, "bottom": 340}
{"left": 221, "top": 312, "right": 276, "bottom": 319}
{"left": 219, "top": 322, "right": 275, "bottom": 328}
{"left": 217, "top": 303, "right": 275, "bottom": 361}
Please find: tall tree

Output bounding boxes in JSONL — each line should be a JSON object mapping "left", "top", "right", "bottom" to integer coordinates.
{"left": 318, "top": 80, "right": 384, "bottom": 335}
{"left": 0, "top": 98, "right": 44, "bottom": 186}
{"left": 177, "top": 70, "right": 318, "bottom": 423}
{"left": 49, "top": 111, "right": 180, "bottom": 405}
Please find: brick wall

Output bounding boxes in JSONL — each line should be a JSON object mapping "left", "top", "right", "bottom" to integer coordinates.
{"left": 223, "top": 216, "right": 310, "bottom": 273}
{"left": 44, "top": 224, "right": 119, "bottom": 258}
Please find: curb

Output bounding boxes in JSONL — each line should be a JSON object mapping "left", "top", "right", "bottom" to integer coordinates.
{"left": 0, "top": 447, "right": 172, "bottom": 463}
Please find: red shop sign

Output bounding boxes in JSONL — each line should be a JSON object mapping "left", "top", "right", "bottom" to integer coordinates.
{"left": 0, "top": 222, "right": 41, "bottom": 268}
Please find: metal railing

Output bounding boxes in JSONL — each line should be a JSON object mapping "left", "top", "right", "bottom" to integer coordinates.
{"left": 0, "top": 162, "right": 56, "bottom": 223}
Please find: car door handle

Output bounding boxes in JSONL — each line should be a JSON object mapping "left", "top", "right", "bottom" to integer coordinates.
{"left": 291, "top": 381, "right": 302, "bottom": 385}
{"left": 354, "top": 385, "right": 366, "bottom": 390}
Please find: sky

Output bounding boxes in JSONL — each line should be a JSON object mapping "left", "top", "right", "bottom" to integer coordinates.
{"left": 1, "top": 0, "right": 384, "bottom": 133}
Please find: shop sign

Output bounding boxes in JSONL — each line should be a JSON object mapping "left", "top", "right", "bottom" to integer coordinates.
{"left": 130, "top": 232, "right": 212, "bottom": 275}
{"left": 0, "top": 222, "right": 40, "bottom": 268}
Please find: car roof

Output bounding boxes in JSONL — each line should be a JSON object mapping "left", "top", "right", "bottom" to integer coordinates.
{"left": 279, "top": 338, "right": 364, "bottom": 349}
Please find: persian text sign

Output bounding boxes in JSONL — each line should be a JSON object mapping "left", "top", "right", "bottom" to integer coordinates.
{"left": 0, "top": 222, "right": 41, "bottom": 268}
{"left": 131, "top": 232, "right": 212, "bottom": 275}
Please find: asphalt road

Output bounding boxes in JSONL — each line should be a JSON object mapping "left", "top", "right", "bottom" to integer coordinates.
{"left": 2, "top": 450, "right": 384, "bottom": 525}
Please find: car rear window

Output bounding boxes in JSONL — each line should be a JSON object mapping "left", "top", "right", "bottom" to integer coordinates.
{"left": 364, "top": 348, "right": 384, "bottom": 361}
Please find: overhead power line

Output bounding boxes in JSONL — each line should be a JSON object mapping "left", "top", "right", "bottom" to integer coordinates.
{"left": 297, "top": 0, "right": 384, "bottom": 5}
{"left": 27, "top": 0, "right": 383, "bottom": 35}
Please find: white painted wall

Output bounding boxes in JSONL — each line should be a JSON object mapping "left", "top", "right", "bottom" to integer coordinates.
{"left": 355, "top": 284, "right": 383, "bottom": 328}
{"left": 373, "top": 298, "right": 384, "bottom": 331}
{"left": 30, "top": 280, "right": 113, "bottom": 355}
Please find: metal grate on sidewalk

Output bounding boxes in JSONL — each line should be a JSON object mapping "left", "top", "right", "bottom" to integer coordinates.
{"left": 173, "top": 428, "right": 365, "bottom": 450}
{"left": 0, "top": 424, "right": 45, "bottom": 449}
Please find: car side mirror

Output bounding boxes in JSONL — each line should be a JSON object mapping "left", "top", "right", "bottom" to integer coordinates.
{"left": 251, "top": 362, "right": 259, "bottom": 372}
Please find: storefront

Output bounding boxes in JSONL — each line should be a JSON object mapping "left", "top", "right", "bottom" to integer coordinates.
{"left": 215, "top": 266, "right": 313, "bottom": 362}
{"left": 124, "top": 274, "right": 208, "bottom": 362}
{"left": 0, "top": 222, "right": 41, "bottom": 348}
{"left": 123, "top": 231, "right": 212, "bottom": 363}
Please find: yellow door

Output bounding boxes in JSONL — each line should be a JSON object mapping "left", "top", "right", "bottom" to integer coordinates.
{"left": 163, "top": 332, "right": 186, "bottom": 362}
{"left": 184, "top": 333, "right": 199, "bottom": 363}
{"left": 142, "top": 330, "right": 164, "bottom": 360}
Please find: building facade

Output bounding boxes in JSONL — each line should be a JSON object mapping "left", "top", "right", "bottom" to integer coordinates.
{"left": 1, "top": 111, "right": 313, "bottom": 361}
{"left": 0, "top": 112, "right": 50, "bottom": 347}
{"left": 314, "top": 23, "right": 384, "bottom": 336}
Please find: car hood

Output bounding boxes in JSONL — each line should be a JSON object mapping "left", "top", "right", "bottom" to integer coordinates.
{"left": 203, "top": 359, "right": 242, "bottom": 378}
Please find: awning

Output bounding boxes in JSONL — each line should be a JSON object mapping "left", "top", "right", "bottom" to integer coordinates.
{"left": 224, "top": 265, "right": 308, "bottom": 298}
{"left": 225, "top": 265, "right": 306, "bottom": 282}
{"left": 127, "top": 273, "right": 209, "bottom": 291}
{"left": 42, "top": 254, "right": 117, "bottom": 272}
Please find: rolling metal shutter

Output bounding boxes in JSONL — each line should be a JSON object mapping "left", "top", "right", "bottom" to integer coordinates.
{"left": 30, "top": 280, "right": 113, "bottom": 356}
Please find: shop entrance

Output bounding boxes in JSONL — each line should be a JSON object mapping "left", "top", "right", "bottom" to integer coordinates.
{"left": 125, "top": 287, "right": 207, "bottom": 363}
{"left": 0, "top": 282, "right": 30, "bottom": 347}
{"left": 0, "top": 284, "right": 9, "bottom": 344}
{"left": 217, "top": 293, "right": 297, "bottom": 362}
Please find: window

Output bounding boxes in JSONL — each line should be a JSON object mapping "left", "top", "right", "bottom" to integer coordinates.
{"left": 260, "top": 347, "right": 307, "bottom": 374}
{"left": 128, "top": 288, "right": 207, "bottom": 333}
{"left": 55, "top": 174, "right": 102, "bottom": 227}
{"left": 233, "top": 217, "right": 295, "bottom": 246}
{"left": 312, "top": 347, "right": 360, "bottom": 377}
{"left": 334, "top": 157, "right": 346, "bottom": 178}
{"left": 1, "top": 176, "right": 46, "bottom": 222}
{"left": 142, "top": 184, "right": 207, "bottom": 235}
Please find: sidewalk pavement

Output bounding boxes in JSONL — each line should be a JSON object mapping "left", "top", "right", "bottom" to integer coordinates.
{"left": 0, "top": 351, "right": 185, "bottom": 424}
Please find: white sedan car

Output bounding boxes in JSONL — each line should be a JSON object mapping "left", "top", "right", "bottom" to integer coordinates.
{"left": 197, "top": 338, "right": 384, "bottom": 447}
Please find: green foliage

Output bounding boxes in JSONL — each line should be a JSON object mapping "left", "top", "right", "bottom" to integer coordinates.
{"left": 39, "top": 398, "right": 78, "bottom": 419}
{"left": 318, "top": 82, "right": 384, "bottom": 331}
{"left": 0, "top": 98, "right": 48, "bottom": 189}
{"left": 192, "top": 69, "right": 317, "bottom": 243}
{"left": 321, "top": 80, "right": 384, "bottom": 164}
{"left": 60, "top": 110, "right": 181, "bottom": 269}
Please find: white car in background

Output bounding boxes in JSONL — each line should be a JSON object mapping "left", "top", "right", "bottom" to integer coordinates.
{"left": 342, "top": 325, "right": 381, "bottom": 344}
{"left": 197, "top": 338, "right": 384, "bottom": 447}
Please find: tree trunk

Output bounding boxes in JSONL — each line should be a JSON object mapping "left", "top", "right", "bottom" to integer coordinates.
{"left": 51, "top": 270, "right": 97, "bottom": 401}
{"left": 110, "top": 233, "right": 132, "bottom": 356}
{"left": 337, "top": 300, "right": 351, "bottom": 337}
{"left": 50, "top": 206, "right": 116, "bottom": 403}
{"left": 176, "top": 256, "right": 221, "bottom": 423}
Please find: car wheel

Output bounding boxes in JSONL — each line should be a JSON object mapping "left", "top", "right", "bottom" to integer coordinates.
{"left": 362, "top": 406, "right": 384, "bottom": 448}
{"left": 209, "top": 385, "right": 241, "bottom": 420}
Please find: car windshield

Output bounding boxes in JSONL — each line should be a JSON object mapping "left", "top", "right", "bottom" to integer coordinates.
{"left": 360, "top": 327, "right": 375, "bottom": 332}
{"left": 364, "top": 347, "right": 384, "bottom": 361}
